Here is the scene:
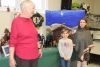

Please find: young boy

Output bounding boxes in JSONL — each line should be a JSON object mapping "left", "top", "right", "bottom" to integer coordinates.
{"left": 58, "top": 28, "right": 73, "bottom": 67}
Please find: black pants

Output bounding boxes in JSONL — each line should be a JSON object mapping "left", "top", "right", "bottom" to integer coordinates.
{"left": 15, "top": 56, "right": 38, "bottom": 67}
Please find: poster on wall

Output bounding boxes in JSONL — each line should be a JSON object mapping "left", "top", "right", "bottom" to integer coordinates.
{"left": 46, "top": 10, "right": 85, "bottom": 28}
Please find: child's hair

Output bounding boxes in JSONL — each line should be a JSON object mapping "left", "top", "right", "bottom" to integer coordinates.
{"left": 61, "top": 28, "right": 71, "bottom": 35}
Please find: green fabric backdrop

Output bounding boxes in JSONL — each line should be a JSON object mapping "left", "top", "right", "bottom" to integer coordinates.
{"left": 0, "top": 48, "right": 60, "bottom": 67}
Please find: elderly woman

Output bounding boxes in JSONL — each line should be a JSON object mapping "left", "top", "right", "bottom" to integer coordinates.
{"left": 9, "top": 0, "right": 42, "bottom": 67}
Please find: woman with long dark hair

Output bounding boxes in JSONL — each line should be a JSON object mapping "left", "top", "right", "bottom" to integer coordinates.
{"left": 74, "top": 18, "right": 95, "bottom": 67}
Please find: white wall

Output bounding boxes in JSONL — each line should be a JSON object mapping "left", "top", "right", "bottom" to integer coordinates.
{"left": 92, "top": 0, "right": 100, "bottom": 15}
{"left": 47, "top": 0, "right": 61, "bottom": 10}
{"left": 0, "top": 11, "right": 14, "bottom": 37}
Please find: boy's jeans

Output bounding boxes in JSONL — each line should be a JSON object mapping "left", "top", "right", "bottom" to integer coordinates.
{"left": 60, "top": 58, "right": 70, "bottom": 67}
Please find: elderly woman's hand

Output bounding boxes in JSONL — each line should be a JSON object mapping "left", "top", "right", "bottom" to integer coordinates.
{"left": 38, "top": 48, "right": 42, "bottom": 58}
{"left": 9, "top": 58, "right": 16, "bottom": 67}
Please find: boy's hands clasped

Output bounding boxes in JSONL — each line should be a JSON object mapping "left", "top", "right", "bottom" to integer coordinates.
{"left": 64, "top": 56, "right": 70, "bottom": 60}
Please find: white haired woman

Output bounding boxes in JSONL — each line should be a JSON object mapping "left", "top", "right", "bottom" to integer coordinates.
{"left": 9, "top": 0, "right": 42, "bottom": 67}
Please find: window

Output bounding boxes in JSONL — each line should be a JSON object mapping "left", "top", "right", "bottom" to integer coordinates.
{"left": 32, "top": 0, "right": 48, "bottom": 13}
{"left": 32, "top": 0, "right": 42, "bottom": 10}
{"left": 1, "top": 0, "right": 16, "bottom": 8}
{"left": 0, "top": 0, "right": 47, "bottom": 12}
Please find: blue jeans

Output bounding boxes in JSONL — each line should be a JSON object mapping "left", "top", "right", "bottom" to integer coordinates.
{"left": 60, "top": 58, "right": 70, "bottom": 67}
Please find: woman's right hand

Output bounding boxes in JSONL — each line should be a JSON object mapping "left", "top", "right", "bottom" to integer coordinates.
{"left": 80, "top": 55, "right": 84, "bottom": 61}
{"left": 9, "top": 58, "right": 16, "bottom": 67}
